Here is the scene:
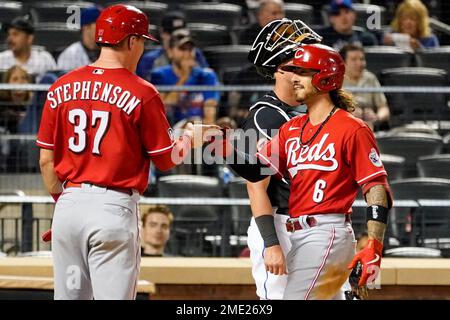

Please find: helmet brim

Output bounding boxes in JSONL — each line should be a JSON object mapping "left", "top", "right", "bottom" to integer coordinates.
{"left": 142, "top": 33, "right": 159, "bottom": 43}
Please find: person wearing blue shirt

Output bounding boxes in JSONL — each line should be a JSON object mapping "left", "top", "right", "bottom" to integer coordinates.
{"left": 136, "top": 11, "right": 209, "bottom": 80}
{"left": 150, "top": 31, "right": 219, "bottom": 125}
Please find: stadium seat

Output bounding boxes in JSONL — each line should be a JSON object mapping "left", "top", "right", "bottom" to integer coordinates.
{"left": 381, "top": 154, "right": 406, "bottom": 181}
{"left": 108, "top": 1, "right": 168, "bottom": 29}
{"left": 376, "top": 131, "right": 444, "bottom": 178}
{"left": 157, "top": 175, "right": 224, "bottom": 256}
{"left": 33, "top": 23, "right": 79, "bottom": 54}
{"left": 364, "top": 46, "right": 412, "bottom": 77}
{"left": 321, "top": 3, "right": 387, "bottom": 28}
{"left": 202, "top": 45, "right": 252, "bottom": 80}
{"left": 284, "top": 3, "right": 314, "bottom": 26}
{"left": 227, "top": 177, "right": 252, "bottom": 237}
{"left": 0, "top": 2, "right": 23, "bottom": 24}
{"left": 180, "top": 3, "right": 242, "bottom": 29}
{"left": 390, "top": 178, "right": 450, "bottom": 250}
{"left": 30, "top": 1, "right": 95, "bottom": 24}
{"left": 380, "top": 67, "right": 449, "bottom": 126}
{"left": 384, "top": 247, "right": 442, "bottom": 258}
{"left": 417, "top": 154, "right": 450, "bottom": 179}
{"left": 417, "top": 46, "right": 450, "bottom": 72}
{"left": 444, "top": 133, "right": 450, "bottom": 153}
{"left": 187, "top": 23, "right": 232, "bottom": 48}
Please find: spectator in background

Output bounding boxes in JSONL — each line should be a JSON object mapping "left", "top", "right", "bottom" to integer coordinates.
{"left": 0, "top": 16, "right": 56, "bottom": 80}
{"left": 383, "top": 0, "right": 439, "bottom": 51}
{"left": 321, "top": 0, "right": 378, "bottom": 51}
{"left": 0, "top": 65, "right": 32, "bottom": 133}
{"left": 0, "top": 65, "right": 33, "bottom": 172}
{"left": 341, "top": 44, "right": 390, "bottom": 131}
{"left": 137, "top": 11, "right": 209, "bottom": 80}
{"left": 151, "top": 30, "right": 219, "bottom": 125}
{"left": 141, "top": 205, "right": 174, "bottom": 257}
{"left": 57, "top": 5, "right": 102, "bottom": 71}
{"left": 238, "top": 0, "right": 285, "bottom": 45}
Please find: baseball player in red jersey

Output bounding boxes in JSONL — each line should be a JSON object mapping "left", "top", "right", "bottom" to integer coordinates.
{"left": 36, "top": 4, "right": 218, "bottom": 300}
{"left": 216, "top": 44, "right": 393, "bottom": 299}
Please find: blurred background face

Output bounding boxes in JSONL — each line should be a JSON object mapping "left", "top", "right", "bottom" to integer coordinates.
{"left": 344, "top": 49, "right": 366, "bottom": 79}
{"left": 81, "top": 23, "right": 97, "bottom": 50}
{"left": 258, "top": 1, "right": 285, "bottom": 27}
{"left": 142, "top": 212, "right": 171, "bottom": 249}
{"left": 330, "top": 8, "right": 356, "bottom": 34}
{"left": 8, "top": 67, "right": 31, "bottom": 102}
{"left": 169, "top": 43, "right": 195, "bottom": 66}
{"left": 7, "top": 28, "right": 33, "bottom": 53}
{"left": 399, "top": 12, "right": 419, "bottom": 37}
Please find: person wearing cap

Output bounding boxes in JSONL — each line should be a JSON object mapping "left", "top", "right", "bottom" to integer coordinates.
{"left": 136, "top": 11, "right": 209, "bottom": 80}
{"left": 320, "top": 0, "right": 378, "bottom": 51}
{"left": 0, "top": 16, "right": 56, "bottom": 79}
{"left": 57, "top": 5, "right": 102, "bottom": 71}
{"left": 150, "top": 29, "right": 219, "bottom": 125}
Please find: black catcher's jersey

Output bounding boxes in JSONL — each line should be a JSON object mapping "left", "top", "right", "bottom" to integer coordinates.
{"left": 240, "top": 91, "right": 306, "bottom": 215}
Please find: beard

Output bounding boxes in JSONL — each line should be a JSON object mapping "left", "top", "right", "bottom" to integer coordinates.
{"left": 294, "top": 86, "right": 317, "bottom": 103}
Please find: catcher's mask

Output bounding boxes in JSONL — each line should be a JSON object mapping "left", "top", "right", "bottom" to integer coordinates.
{"left": 247, "top": 18, "right": 322, "bottom": 79}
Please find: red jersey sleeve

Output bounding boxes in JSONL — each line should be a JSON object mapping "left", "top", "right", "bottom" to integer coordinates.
{"left": 344, "top": 126, "right": 387, "bottom": 186}
{"left": 140, "top": 93, "right": 175, "bottom": 157}
{"left": 36, "top": 91, "right": 56, "bottom": 150}
{"left": 256, "top": 125, "right": 288, "bottom": 178}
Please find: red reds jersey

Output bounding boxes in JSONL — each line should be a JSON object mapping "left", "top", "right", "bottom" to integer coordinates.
{"left": 37, "top": 66, "right": 175, "bottom": 194}
{"left": 257, "top": 109, "right": 387, "bottom": 217}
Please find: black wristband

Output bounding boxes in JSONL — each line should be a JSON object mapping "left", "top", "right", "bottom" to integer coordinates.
{"left": 254, "top": 215, "right": 280, "bottom": 248}
{"left": 366, "top": 205, "right": 389, "bottom": 224}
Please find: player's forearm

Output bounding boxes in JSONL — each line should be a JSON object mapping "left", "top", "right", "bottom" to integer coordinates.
{"left": 246, "top": 178, "right": 273, "bottom": 217}
{"left": 367, "top": 220, "right": 386, "bottom": 243}
{"left": 365, "top": 184, "right": 388, "bottom": 242}
{"left": 39, "top": 150, "right": 62, "bottom": 194}
{"left": 151, "top": 135, "right": 192, "bottom": 171}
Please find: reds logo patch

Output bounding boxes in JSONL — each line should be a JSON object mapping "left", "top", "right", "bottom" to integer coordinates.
{"left": 369, "top": 148, "right": 382, "bottom": 167}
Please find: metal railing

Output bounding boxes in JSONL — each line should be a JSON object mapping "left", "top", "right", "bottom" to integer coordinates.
{"left": 2, "top": 195, "right": 444, "bottom": 256}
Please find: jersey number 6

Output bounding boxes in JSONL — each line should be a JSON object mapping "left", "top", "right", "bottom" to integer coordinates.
{"left": 313, "top": 179, "right": 327, "bottom": 203}
{"left": 68, "top": 108, "right": 110, "bottom": 155}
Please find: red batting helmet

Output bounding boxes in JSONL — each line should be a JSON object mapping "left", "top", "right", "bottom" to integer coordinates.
{"left": 95, "top": 4, "right": 158, "bottom": 45}
{"left": 282, "top": 44, "right": 345, "bottom": 92}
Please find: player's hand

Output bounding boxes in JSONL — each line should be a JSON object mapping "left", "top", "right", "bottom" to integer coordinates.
{"left": 347, "top": 238, "right": 383, "bottom": 287}
{"left": 183, "top": 122, "right": 222, "bottom": 148}
{"left": 264, "top": 245, "right": 288, "bottom": 276}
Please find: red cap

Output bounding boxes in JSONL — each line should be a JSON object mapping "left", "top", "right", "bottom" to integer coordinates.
{"left": 96, "top": 4, "right": 158, "bottom": 45}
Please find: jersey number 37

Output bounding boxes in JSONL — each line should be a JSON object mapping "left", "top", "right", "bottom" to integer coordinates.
{"left": 68, "top": 108, "right": 110, "bottom": 155}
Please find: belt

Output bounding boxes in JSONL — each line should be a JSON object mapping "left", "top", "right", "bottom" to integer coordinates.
{"left": 285, "top": 214, "right": 351, "bottom": 232}
{"left": 65, "top": 181, "right": 133, "bottom": 196}
{"left": 285, "top": 216, "right": 317, "bottom": 232}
